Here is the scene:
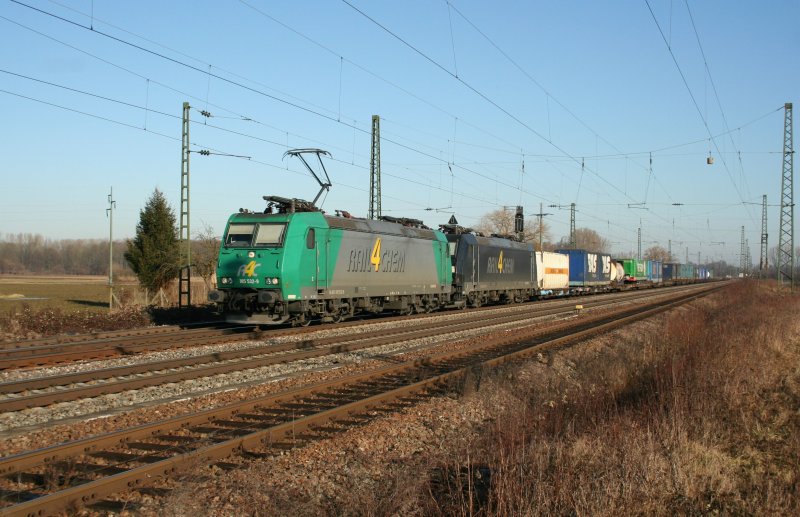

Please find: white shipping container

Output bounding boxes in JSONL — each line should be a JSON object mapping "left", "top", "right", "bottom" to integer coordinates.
{"left": 536, "top": 251, "right": 570, "bottom": 290}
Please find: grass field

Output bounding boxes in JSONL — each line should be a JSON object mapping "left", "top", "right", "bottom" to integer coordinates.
{"left": 0, "top": 275, "right": 217, "bottom": 339}
{"left": 0, "top": 275, "right": 128, "bottom": 313}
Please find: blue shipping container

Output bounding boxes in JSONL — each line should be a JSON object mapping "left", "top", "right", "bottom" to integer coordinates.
{"left": 647, "top": 260, "right": 663, "bottom": 283}
{"left": 555, "top": 249, "right": 612, "bottom": 286}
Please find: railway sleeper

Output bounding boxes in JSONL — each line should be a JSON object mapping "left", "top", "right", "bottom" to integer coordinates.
{"left": 235, "top": 412, "right": 283, "bottom": 423}
{"left": 157, "top": 434, "right": 197, "bottom": 444}
{"left": 186, "top": 425, "right": 240, "bottom": 436}
{"left": 212, "top": 419, "right": 267, "bottom": 430}
{"left": 89, "top": 451, "right": 171, "bottom": 464}
{"left": 125, "top": 442, "right": 188, "bottom": 454}
{"left": 0, "top": 487, "right": 45, "bottom": 503}
{"left": 278, "top": 401, "right": 335, "bottom": 411}
{"left": 53, "top": 462, "right": 129, "bottom": 477}
{"left": 7, "top": 471, "right": 88, "bottom": 489}
{"left": 211, "top": 461, "right": 241, "bottom": 472}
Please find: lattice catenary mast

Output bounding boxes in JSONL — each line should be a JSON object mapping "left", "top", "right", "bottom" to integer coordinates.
{"left": 179, "top": 102, "right": 191, "bottom": 307}
{"left": 369, "top": 115, "right": 381, "bottom": 220}
{"left": 569, "top": 202, "right": 576, "bottom": 248}
{"left": 778, "top": 103, "right": 794, "bottom": 288}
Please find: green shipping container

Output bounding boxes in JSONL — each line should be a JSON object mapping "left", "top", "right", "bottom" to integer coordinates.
{"left": 619, "top": 259, "right": 646, "bottom": 282}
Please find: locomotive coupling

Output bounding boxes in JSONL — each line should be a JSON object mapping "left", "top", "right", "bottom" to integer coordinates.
{"left": 257, "top": 290, "right": 279, "bottom": 305}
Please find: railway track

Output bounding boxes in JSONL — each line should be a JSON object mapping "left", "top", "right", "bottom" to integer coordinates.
{"left": 0, "top": 283, "right": 721, "bottom": 516}
{"left": 0, "top": 286, "right": 701, "bottom": 413}
{"left": 0, "top": 325, "right": 268, "bottom": 370}
{"left": 0, "top": 283, "right": 701, "bottom": 371}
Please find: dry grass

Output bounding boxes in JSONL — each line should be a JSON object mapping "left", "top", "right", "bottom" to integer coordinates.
{"left": 149, "top": 281, "right": 799, "bottom": 516}
{"left": 441, "top": 280, "right": 800, "bottom": 515}
{"left": 0, "top": 275, "right": 219, "bottom": 339}
{"left": 0, "top": 305, "right": 152, "bottom": 340}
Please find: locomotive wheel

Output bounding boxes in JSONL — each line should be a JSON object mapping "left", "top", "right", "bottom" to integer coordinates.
{"left": 292, "top": 315, "right": 312, "bottom": 327}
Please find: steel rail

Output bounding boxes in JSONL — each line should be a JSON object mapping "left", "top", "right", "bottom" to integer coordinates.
{"left": 0, "top": 286, "right": 700, "bottom": 411}
{"left": 0, "top": 284, "right": 721, "bottom": 516}
{"left": 0, "top": 283, "right": 709, "bottom": 371}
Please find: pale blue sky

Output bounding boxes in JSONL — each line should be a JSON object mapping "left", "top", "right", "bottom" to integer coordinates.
{"left": 1, "top": 0, "right": 797, "bottom": 264}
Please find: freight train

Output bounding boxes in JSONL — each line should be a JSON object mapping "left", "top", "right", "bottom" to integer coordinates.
{"left": 207, "top": 148, "right": 710, "bottom": 324}
{"left": 207, "top": 195, "right": 710, "bottom": 326}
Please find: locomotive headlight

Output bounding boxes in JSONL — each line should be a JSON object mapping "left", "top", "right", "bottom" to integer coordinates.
{"left": 221, "top": 277, "right": 233, "bottom": 285}
{"left": 266, "top": 277, "right": 280, "bottom": 285}
{"left": 248, "top": 251, "right": 255, "bottom": 258}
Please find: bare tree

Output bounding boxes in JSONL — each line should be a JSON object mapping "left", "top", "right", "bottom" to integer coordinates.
{"left": 558, "top": 228, "right": 611, "bottom": 253}
{"left": 474, "top": 208, "right": 550, "bottom": 248}
{"left": 193, "top": 223, "right": 221, "bottom": 289}
{"left": 644, "top": 245, "right": 672, "bottom": 262}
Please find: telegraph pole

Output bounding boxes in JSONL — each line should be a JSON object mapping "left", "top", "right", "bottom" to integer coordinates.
{"left": 740, "top": 226, "right": 746, "bottom": 277}
{"left": 179, "top": 102, "right": 191, "bottom": 307}
{"left": 778, "top": 103, "right": 794, "bottom": 288}
{"left": 668, "top": 239, "right": 672, "bottom": 261}
{"left": 531, "top": 203, "right": 551, "bottom": 251}
{"left": 106, "top": 188, "right": 116, "bottom": 309}
{"left": 369, "top": 115, "right": 381, "bottom": 220}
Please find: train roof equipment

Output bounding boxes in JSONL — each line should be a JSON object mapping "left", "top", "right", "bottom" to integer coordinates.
{"left": 282, "top": 148, "right": 332, "bottom": 207}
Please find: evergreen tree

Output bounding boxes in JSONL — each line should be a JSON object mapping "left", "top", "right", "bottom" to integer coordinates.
{"left": 125, "top": 189, "right": 180, "bottom": 292}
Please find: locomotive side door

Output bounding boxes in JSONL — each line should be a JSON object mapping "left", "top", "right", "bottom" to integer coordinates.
{"left": 311, "top": 227, "right": 328, "bottom": 292}
{"left": 472, "top": 243, "right": 478, "bottom": 287}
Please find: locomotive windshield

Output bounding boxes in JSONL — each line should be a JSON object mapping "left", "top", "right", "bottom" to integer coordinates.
{"left": 254, "top": 224, "right": 286, "bottom": 246}
{"left": 225, "top": 223, "right": 287, "bottom": 248}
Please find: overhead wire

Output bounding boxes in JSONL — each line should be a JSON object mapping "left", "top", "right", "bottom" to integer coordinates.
{"left": 684, "top": 0, "right": 753, "bottom": 200}
{"left": 0, "top": 73, "right": 501, "bottom": 217}
{"left": 6, "top": 1, "right": 757, "bottom": 260}
{"left": 336, "top": 0, "right": 727, "bottom": 251}
{"left": 643, "top": 0, "right": 757, "bottom": 227}
{"left": 339, "top": 0, "right": 639, "bottom": 206}
{"left": 8, "top": 0, "right": 700, "bottom": 236}
{"left": 8, "top": 0, "right": 577, "bottom": 210}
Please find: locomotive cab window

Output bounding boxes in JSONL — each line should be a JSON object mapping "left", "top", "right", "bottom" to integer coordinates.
{"left": 225, "top": 224, "right": 255, "bottom": 247}
{"left": 306, "top": 228, "right": 315, "bottom": 249}
{"left": 254, "top": 224, "right": 287, "bottom": 247}
{"left": 448, "top": 241, "right": 457, "bottom": 257}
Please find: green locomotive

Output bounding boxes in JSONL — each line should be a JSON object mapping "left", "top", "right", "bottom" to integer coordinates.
{"left": 208, "top": 196, "right": 453, "bottom": 325}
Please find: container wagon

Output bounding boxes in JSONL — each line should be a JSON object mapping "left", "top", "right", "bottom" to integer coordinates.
{"left": 535, "top": 251, "right": 569, "bottom": 296}
{"left": 618, "top": 259, "right": 646, "bottom": 283}
{"left": 555, "top": 249, "right": 613, "bottom": 292}
{"left": 646, "top": 260, "right": 663, "bottom": 283}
